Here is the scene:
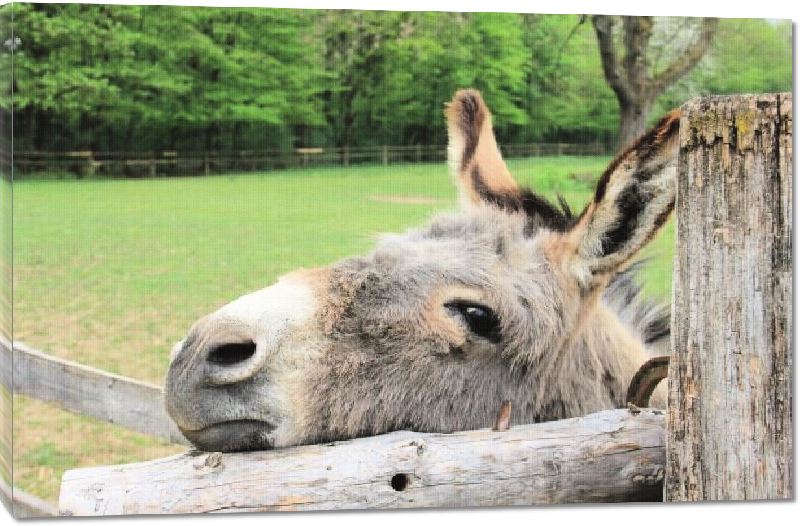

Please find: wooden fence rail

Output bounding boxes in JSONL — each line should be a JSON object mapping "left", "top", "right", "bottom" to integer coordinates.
{"left": 13, "top": 342, "right": 188, "bottom": 445}
{"left": 8, "top": 341, "right": 189, "bottom": 517}
{"left": 0, "top": 340, "right": 59, "bottom": 519}
{"left": 13, "top": 142, "right": 610, "bottom": 178}
{"left": 59, "top": 409, "right": 666, "bottom": 515}
{"left": 1, "top": 479, "right": 58, "bottom": 518}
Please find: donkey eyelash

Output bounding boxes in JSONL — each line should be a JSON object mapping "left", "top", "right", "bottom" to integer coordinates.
{"left": 444, "top": 301, "right": 502, "bottom": 343}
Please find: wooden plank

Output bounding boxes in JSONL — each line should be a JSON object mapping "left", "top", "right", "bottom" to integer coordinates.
{"left": 14, "top": 490, "right": 58, "bottom": 518}
{"left": 12, "top": 341, "right": 189, "bottom": 445}
{"left": 1, "top": 478, "right": 57, "bottom": 518}
{"left": 59, "top": 409, "right": 665, "bottom": 516}
{"left": 666, "top": 93, "right": 792, "bottom": 500}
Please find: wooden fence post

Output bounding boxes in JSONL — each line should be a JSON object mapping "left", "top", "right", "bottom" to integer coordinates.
{"left": 666, "top": 93, "right": 792, "bottom": 501}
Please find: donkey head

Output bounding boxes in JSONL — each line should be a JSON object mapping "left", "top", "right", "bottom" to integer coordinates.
{"left": 165, "top": 91, "right": 679, "bottom": 452}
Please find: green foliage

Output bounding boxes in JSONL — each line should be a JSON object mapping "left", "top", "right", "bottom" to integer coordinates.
{"left": 8, "top": 3, "right": 325, "bottom": 150}
{"left": 519, "top": 15, "right": 620, "bottom": 142}
{"left": 2, "top": 5, "right": 792, "bottom": 155}
{"left": 656, "top": 18, "right": 792, "bottom": 116}
{"left": 386, "top": 12, "right": 531, "bottom": 145}
{"left": 698, "top": 18, "right": 792, "bottom": 96}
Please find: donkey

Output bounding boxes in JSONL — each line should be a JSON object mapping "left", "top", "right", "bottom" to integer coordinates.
{"left": 165, "top": 90, "right": 679, "bottom": 453}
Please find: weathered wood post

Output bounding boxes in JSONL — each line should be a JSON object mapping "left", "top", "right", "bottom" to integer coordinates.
{"left": 666, "top": 94, "right": 792, "bottom": 501}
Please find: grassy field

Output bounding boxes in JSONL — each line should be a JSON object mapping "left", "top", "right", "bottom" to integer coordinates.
{"left": 13, "top": 157, "right": 675, "bottom": 504}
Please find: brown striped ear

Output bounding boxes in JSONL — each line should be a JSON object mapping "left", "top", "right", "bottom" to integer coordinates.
{"left": 563, "top": 110, "right": 681, "bottom": 289}
{"left": 445, "top": 90, "right": 518, "bottom": 208}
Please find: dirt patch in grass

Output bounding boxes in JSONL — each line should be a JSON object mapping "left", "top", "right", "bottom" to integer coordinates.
{"left": 369, "top": 194, "right": 449, "bottom": 205}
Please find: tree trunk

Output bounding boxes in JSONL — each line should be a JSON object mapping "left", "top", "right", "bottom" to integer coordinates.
{"left": 22, "top": 107, "right": 37, "bottom": 151}
{"left": 666, "top": 93, "right": 792, "bottom": 501}
{"left": 592, "top": 16, "right": 718, "bottom": 153}
{"left": 124, "top": 117, "right": 136, "bottom": 153}
{"left": 342, "top": 103, "right": 355, "bottom": 168}
{"left": 617, "top": 98, "right": 653, "bottom": 150}
{"left": 204, "top": 124, "right": 218, "bottom": 176}
{"left": 34, "top": 109, "right": 50, "bottom": 151}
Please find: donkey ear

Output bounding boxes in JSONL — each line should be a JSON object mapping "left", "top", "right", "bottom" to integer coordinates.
{"left": 564, "top": 110, "right": 681, "bottom": 288}
{"left": 445, "top": 90, "right": 518, "bottom": 208}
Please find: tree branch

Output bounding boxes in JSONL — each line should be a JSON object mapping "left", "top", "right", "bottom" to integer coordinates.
{"left": 591, "top": 15, "right": 632, "bottom": 104}
{"left": 549, "top": 15, "right": 587, "bottom": 75}
{"left": 622, "top": 16, "right": 653, "bottom": 98}
{"left": 651, "top": 18, "right": 718, "bottom": 95}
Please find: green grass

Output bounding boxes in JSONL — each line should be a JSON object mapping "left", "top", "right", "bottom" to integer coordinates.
{"left": 12, "top": 156, "right": 674, "bottom": 503}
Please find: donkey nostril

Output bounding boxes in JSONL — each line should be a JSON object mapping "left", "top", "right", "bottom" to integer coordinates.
{"left": 207, "top": 341, "right": 257, "bottom": 366}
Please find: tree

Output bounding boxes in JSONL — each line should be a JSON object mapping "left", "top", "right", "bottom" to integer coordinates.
{"left": 591, "top": 15, "right": 718, "bottom": 150}
{"left": 166, "top": 6, "right": 325, "bottom": 153}
{"left": 518, "top": 14, "right": 618, "bottom": 145}
{"left": 315, "top": 9, "right": 406, "bottom": 157}
{"left": 699, "top": 18, "right": 791, "bottom": 96}
{"left": 8, "top": 4, "right": 325, "bottom": 153}
{"left": 369, "top": 11, "right": 531, "bottom": 147}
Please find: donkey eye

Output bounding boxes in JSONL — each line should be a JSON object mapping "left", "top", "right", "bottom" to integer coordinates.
{"left": 445, "top": 302, "right": 501, "bottom": 342}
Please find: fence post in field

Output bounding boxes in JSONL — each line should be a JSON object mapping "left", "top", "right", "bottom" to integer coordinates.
{"left": 665, "top": 93, "right": 792, "bottom": 501}
{"left": 382, "top": 145, "right": 388, "bottom": 166}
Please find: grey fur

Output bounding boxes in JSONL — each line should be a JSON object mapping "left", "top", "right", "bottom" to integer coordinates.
{"left": 300, "top": 208, "right": 668, "bottom": 444}
{"left": 164, "top": 93, "right": 677, "bottom": 453}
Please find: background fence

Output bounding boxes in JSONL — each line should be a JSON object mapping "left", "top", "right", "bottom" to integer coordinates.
{"left": 13, "top": 143, "right": 611, "bottom": 178}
